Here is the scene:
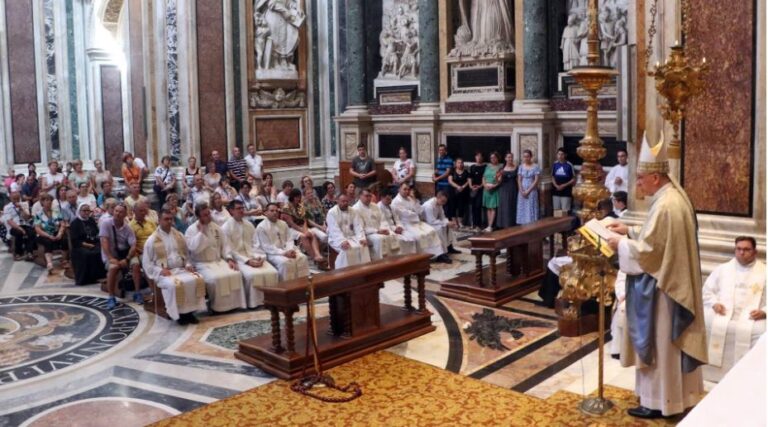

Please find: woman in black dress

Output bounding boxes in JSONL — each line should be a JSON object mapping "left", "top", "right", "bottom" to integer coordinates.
{"left": 496, "top": 152, "right": 518, "bottom": 228}
{"left": 69, "top": 203, "right": 106, "bottom": 286}
{"left": 447, "top": 158, "right": 470, "bottom": 228}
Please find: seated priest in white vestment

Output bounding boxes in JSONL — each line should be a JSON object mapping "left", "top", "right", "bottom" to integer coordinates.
{"left": 391, "top": 183, "right": 448, "bottom": 263}
{"left": 421, "top": 191, "right": 461, "bottom": 256}
{"left": 222, "top": 200, "right": 279, "bottom": 308}
{"left": 326, "top": 194, "right": 371, "bottom": 269}
{"left": 256, "top": 203, "right": 310, "bottom": 281}
{"left": 353, "top": 188, "right": 400, "bottom": 260}
{"left": 142, "top": 208, "right": 206, "bottom": 325}
{"left": 377, "top": 190, "right": 416, "bottom": 256}
{"left": 702, "top": 236, "right": 766, "bottom": 382}
{"left": 185, "top": 202, "right": 246, "bottom": 313}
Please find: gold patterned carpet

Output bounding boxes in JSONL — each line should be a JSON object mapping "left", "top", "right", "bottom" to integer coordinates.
{"left": 153, "top": 352, "right": 680, "bottom": 426}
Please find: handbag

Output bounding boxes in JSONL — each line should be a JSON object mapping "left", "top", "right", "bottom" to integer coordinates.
{"left": 153, "top": 168, "right": 171, "bottom": 194}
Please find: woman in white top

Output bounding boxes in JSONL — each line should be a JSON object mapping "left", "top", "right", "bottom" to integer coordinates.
{"left": 41, "top": 160, "right": 65, "bottom": 198}
{"left": 68, "top": 160, "right": 91, "bottom": 193}
{"left": 76, "top": 182, "right": 97, "bottom": 210}
{"left": 203, "top": 160, "right": 221, "bottom": 192}
{"left": 91, "top": 160, "right": 113, "bottom": 195}
{"left": 261, "top": 173, "right": 278, "bottom": 201}
{"left": 390, "top": 147, "right": 415, "bottom": 187}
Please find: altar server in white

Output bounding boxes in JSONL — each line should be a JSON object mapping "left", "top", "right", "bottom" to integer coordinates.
{"left": 143, "top": 208, "right": 206, "bottom": 324}
{"left": 421, "top": 191, "right": 460, "bottom": 255}
{"left": 185, "top": 202, "right": 246, "bottom": 312}
{"left": 256, "top": 203, "right": 310, "bottom": 281}
{"left": 702, "top": 236, "right": 765, "bottom": 381}
{"left": 353, "top": 188, "right": 399, "bottom": 260}
{"left": 378, "top": 189, "right": 416, "bottom": 255}
{"left": 222, "top": 199, "right": 279, "bottom": 308}
{"left": 326, "top": 194, "right": 370, "bottom": 269}
{"left": 391, "top": 183, "right": 448, "bottom": 263}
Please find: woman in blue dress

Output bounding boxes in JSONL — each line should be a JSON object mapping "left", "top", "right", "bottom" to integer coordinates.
{"left": 516, "top": 149, "right": 540, "bottom": 225}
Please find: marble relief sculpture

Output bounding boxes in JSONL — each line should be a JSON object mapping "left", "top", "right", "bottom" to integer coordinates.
{"left": 449, "top": 0, "right": 514, "bottom": 58}
{"left": 377, "top": 1, "right": 419, "bottom": 80}
{"left": 249, "top": 87, "right": 305, "bottom": 109}
{"left": 253, "top": 0, "right": 305, "bottom": 80}
{"left": 561, "top": 0, "right": 628, "bottom": 69}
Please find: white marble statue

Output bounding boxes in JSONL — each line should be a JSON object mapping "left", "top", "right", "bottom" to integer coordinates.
{"left": 563, "top": 0, "right": 628, "bottom": 69}
{"left": 253, "top": 0, "right": 305, "bottom": 79}
{"left": 377, "top": 1, "right": 419, "bottom": 80}
{"left": 560, "top": 14, "right": 581, "bottom": 71}
{"left": 450, "top": 0, "right": 514, "bottom": 58}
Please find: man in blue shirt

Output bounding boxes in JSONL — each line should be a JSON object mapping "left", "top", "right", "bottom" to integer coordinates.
{"left": 551, "top": 148, "right": 576, "bottom": 213}
{"left": 433, "top": 143, "right": 453, "bottom": 199}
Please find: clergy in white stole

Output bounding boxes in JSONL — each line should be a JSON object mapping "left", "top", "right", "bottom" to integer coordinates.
{"left": 256, "top": 203, "right": 310, "bottom": 281}
{"left": 142, "top": 209, "right": 206, "bottom": 324}
{"left": 421, "top": 192, "right": 454, "bottom": 253}
{"left": 326, "top": 194, "right": 371, "bottom": 269}
{"left": 390, "top": 183, "right": 444, "bottom": 257}
{"left": 702, "top": 237, "right": 765, "bottom": 382}
{"left": 607, "top": 135, "right": 706, "bottom": 419}
{"left": 222, "top": 200, "right": 279, "bottom": 308}
{"left": 185, "top": 202, "right": 246, "bottom": 313}
{"left": 353, "top": 188, "right": 399, "bottom": 260}
{"left": 378, "top": 192, "right": 416, "bottom": 255}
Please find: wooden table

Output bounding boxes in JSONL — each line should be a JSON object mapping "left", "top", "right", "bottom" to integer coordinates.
{"left": 236, "top": 254, "right": 435, "bottom": 379}
{"left": 438, "top": 217, "right": 574, "bottom": 307}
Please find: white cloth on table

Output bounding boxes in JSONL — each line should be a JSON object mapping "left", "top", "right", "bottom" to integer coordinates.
{"left": 184, "top": 220, "right": 245, "bottom": 312}
{"left": 142, "top": 228, "right": 206, "bottom": 320}
{"left": 256, "top": 218, "right": 309, "bottom": 281}
{"left": 378, "top": 201, "right": 416, "bottom": 255}
{"left": 421, "top": 197, "right": 452, "bottom": 252}
{"left": 326, "top": 205, "right": 370, "bottom": 269}
{"left": 222, "top": 217, "right": 279, "bottom": 308}
{"left": 353, "top": 200, "right": 400, "bottom": 260}
{"left": 391, "top": 194, "right": 443, "bottom": 257}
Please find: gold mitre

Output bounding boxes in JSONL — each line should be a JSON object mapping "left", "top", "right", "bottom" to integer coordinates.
{"left": 637, "top": 130, "right": 669, "bottom": 174}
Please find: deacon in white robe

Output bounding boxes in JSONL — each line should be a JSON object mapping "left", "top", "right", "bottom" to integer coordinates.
{"left": 702, "top": 238, "right": 766, "bottom": 382}
{"left": 421, "top": 192, "right": 456, "bottom": 254}
{"left": 604, "top": 149, "right": 629, "bottom": 194}
{"left": 390, "top": 184, "right": 445, "bottom": 260}
{"left": 256, "top": 203, "right": 310, "bottom": 281}
{"left": 326, "top": 195, "right": 371, "bottom": 269}
{"left": 353, "top": 188, "right": 400, "bottom": 260}
{"left": 185, "top": 202, "right": 246, "bottom": 313}
{"left": 222, "top": 200, "right": 279, "bottom": 308}
{"left": 142, "top": 210, "right": 206, "bottom": 324}
{"left": 377, "top": 193, "right": 416, "bottom": 255}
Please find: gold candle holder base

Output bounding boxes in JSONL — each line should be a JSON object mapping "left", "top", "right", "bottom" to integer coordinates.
{"left": 580, "top": 396, "right": 615, "bottom": 415}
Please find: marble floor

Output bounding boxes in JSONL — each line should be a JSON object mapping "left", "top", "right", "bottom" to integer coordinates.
{"left": 0, "top": 244, "right": 714, "bottom": 426}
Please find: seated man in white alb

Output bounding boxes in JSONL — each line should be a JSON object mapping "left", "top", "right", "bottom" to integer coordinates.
{"left": 142, "top": 208, "right": 206, "bottom": 325}
{"left": 353, "top": 188, "right": 399, "bottom": 260}
{"left": 256, "top": 203, "right": 310, "bottom": 281}
{"left": 185, "top": 202, "right": 246, "bottom": 313}
{"left": 326, "top": 194, "right": 371, "bottom": 269}
{"left": 378, "top": 189, "right": 416, "bottom": 255}
{"left": 702, "top": 236, "right": 766, "bottom": 382}
{"left": 391, "top": 183, "right": 448, "bottom": 263}
{"left": 421, "top": 190, "right": 461, "bottom": 256}
{"left": 222, "top": 199, "right": 278, "bottom": 308}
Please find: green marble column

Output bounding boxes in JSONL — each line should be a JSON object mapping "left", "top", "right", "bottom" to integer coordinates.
{"left": 418, "top": 0, "right": 439, "bottom": 103}
{"left": 345, "top": 0, "right": 365, "bottom": 107}
{"left": 523, "top": 0, "right": 549, "bottom": 99}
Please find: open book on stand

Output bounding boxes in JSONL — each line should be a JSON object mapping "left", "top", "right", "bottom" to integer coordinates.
{"left": 577, "top": 218, "right": 622, "bottom": 258}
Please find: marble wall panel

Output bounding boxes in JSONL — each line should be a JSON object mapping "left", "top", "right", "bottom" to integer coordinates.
{"left": 6, "top": 0, "right": 41, "bottom": 163}
{"left": 129, "top": 0, "right": 146, "bottom": 160}
{"left": 101, "top": 66, "right": 125, "bottom": 176}
{"left": 196, "top": 0, "right": 227, "bottom": 158}
{"left": 682, "top": 0, "right": 755, "bottom": 215}
{"left": 253, "top": 118, "right": 300, "bottom": 151}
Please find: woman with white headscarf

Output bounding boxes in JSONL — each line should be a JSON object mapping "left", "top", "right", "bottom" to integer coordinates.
{"left": 69, "top": 202, "right": 106, "bottom": 285}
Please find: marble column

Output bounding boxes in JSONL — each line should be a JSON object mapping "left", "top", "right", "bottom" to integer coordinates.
{"left": 418, "top": 0, "right": 439, "bottom": 105}
{"left": 344, "top": 0, "right": 365, "bottom": 109}
{"left": 522, "top": 0, "right": 549, "bottom": 102}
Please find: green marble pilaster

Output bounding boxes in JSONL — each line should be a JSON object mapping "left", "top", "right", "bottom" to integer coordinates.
{"left": 418, "top": 0, "right": 439, "bottom": 103}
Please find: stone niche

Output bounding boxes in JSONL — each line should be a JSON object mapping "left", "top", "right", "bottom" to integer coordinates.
{"left": 246, "top": 0, "right": 308, "bottom": 168}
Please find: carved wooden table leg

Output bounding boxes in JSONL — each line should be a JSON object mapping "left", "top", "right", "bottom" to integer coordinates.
{"left": 475, "top": 253, "right": 483, "bottom": 287}
{"left": 342, "top": 294, "right": 352, "bottom": 338}
{"left": 283, "top": 306, "right": 298, "bottom": 353}
{"left": 489, "top": 253, "right": 497, "bottom": 288}
{"left": 417, "top": 273, "right": 427, "bottom": 313}
{"left": 506, "top": 248, "right": 514, "bottom": 276}
{"left": 269, "top": 306, "right": 283, "bottom": 353}
{"left": 403, "top": 275, "right": 413, "bottom": 311}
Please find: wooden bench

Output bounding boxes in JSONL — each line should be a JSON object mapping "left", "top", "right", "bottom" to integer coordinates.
{"left": 438, "top": 216, "right": 574, "bottom": 307}
{"left": 235, "top": 253, "right": 435, "bottom": 379}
